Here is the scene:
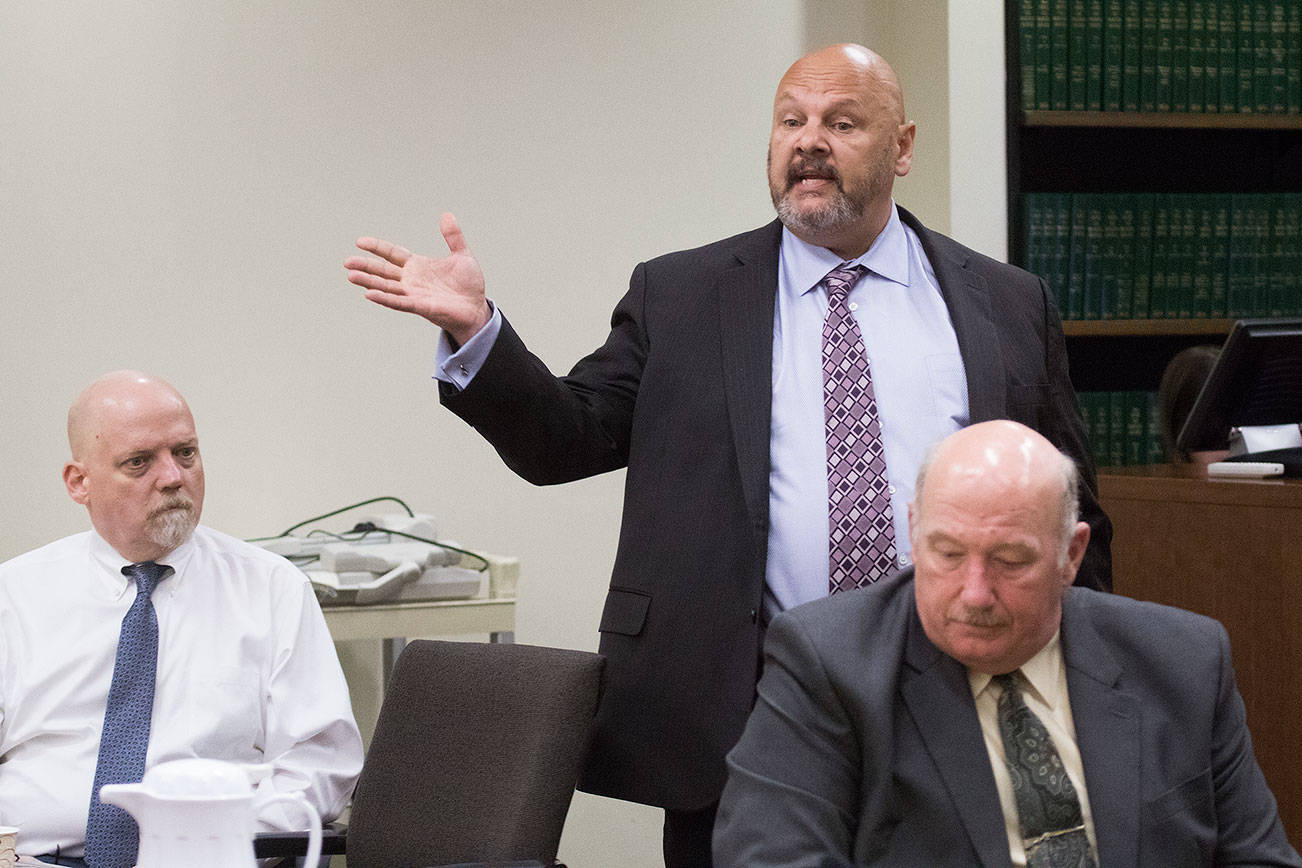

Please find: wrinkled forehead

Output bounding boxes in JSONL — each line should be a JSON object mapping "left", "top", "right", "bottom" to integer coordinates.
{"left": 773, "top": 59, "right": 900, "bottom": 120}
{"left": 84, "top": 396, "right": 197, "bottom": 460}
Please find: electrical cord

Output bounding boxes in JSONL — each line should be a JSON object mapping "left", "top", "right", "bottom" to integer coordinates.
{"left": 248, "top": 497, "right": 490, "bottom": 572}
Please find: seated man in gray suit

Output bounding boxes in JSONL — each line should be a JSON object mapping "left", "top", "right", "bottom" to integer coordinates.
{"left": 714, "top": 420, "right": 1298, "bottom": 867}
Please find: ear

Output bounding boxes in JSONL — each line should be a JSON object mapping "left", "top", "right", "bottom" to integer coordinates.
{"left": 894, "top": 121, "right": 916, "bottom": 177}
{"left": 907, "top": 501, "right": 919, "bottom": 550}
{"left": 63, "top": 461, "right": 90, "bottom": 506}
{"left": 1061, "top": 521, "right": 1091, "bottom": 586}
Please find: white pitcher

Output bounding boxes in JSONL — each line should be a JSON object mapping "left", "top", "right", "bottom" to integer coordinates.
{"left": 99, "top": 757, "right": 322, "bottom": 868}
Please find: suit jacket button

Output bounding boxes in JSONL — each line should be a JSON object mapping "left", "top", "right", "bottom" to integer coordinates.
{"left": 749, "top": 609, "right": 757, "bottom": 623}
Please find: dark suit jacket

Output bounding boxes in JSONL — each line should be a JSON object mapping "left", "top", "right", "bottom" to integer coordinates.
{"left": 442, "top": 209, "right": 1113, "bottom": 809}
{"left": 714, "top": 573, "right": 1299, "bottom": 867}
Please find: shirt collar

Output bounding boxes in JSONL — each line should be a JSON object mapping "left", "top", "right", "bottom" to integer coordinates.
{"left": 782, "top": 201, "right": 910, "bottom": 297}
{"left": 967, "top": 629, "right": 1064, "bottom": 708}
{"left": 87, "top": 527, "right": 197, "bottom": 599}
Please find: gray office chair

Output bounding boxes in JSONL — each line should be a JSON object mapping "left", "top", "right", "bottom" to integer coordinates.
{"left": 344, "top": 639, "right": 605, "bottom": 868}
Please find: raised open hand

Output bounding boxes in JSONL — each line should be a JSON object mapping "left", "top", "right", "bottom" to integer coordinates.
{"left": 345, "top": 212, "right": 492, "bottom": 346}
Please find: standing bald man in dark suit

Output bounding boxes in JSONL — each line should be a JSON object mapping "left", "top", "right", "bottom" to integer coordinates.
{"left": 345, "top": 43, "right": 1112, "bottom": 866}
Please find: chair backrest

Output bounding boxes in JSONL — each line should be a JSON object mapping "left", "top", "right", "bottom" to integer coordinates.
{"left": 346, "top": 639, "right": 605, "bottom": 868}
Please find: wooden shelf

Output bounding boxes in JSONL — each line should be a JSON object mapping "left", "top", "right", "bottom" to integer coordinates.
{"left": 1023, "top": 111, "right": 1302, "bottom": 131}
{"left": 1062, "top": 318, "right": 1235, "bottom": 337}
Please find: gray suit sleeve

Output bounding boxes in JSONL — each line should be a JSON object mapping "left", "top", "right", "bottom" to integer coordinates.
{"left": 1205, "top": 622, "right": 1301, "bottom": 867}
{"left": 713, "top": 613, "right": 860, "bottom": 868}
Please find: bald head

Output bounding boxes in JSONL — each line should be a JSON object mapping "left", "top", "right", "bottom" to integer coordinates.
{"left": 915, "top": 421, "right": 1081, "bottom": 559}
{"left": 907, "top": 422, "right": 1090, "bottom": 674}
{"left": 767, "top": 43, "right": 915, "bottom": 259}
{"left": 776, "top": 44, "right": 906, "bottom": 124}
{"left": 68, "top": 371, "right": 190, "bottom": 461}
{"left": 63, "top": 371, "right": 204, "bottom": 562}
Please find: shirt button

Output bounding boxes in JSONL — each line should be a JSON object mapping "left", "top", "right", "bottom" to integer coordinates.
{"left": 848, "top": 302, "right": 859, "bottom": 311}
{"left": 888, "top": 484, "right": 896, "bottom": 494}
{"left": 899, "top": 555, "right": 910, "bottom": 566}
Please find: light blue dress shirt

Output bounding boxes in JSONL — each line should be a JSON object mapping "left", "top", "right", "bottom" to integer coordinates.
{"left": 766, "top": 205, "right": 968, "bottom": 616}
{"left": 436, "top": 204, "right": 969, "bottom": 618}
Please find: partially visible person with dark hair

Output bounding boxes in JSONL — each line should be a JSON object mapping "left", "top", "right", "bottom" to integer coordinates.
{"left": 1159, "top": 344, "right": 1228, "bottom": 465}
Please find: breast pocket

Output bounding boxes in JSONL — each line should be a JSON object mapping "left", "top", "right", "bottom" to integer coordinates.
{"left": 185, "top": 665, "right": 264, "bottom": 759}
{"left": 1006, "top": 381, "right": 1051, "bottom": 428}
{"left": 1143, "top": 768, "right": 1215, "bottom": 866}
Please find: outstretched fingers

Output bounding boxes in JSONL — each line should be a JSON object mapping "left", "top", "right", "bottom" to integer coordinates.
{"left": 354, "top": 236, "right": 412, "bottom": 267}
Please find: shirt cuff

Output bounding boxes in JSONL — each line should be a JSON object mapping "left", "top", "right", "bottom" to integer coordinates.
{"left": 434, "top": 302, "right": 501, "bottom": 390}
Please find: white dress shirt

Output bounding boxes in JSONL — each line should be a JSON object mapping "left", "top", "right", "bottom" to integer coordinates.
{"left": 969, "top": 635, "right": 1099, "bottom": 867}
{"left": 0, "top": 526, "right": 363, "bottom": 859}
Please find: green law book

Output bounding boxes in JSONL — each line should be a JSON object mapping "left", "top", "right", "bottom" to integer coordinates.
{"left": 1085, "top": 0, "right": 1105, "bottom": 109}
{"left": 1021, "top": 0, "right": 1039, "bottom": 110}
{"left": 1132, "top": 193, "right": 1155, "bottom": 318}
{"left": 1083, "top": 195, "right": 1105, "bottom": 319}
{"left": 1202, "top": 0, "right": 1220, "bottom": 111}
{"left": 1050, "top": 193, "right": 1074, "bottom": 313}
{"left": 1238, "top": 1, "right": 1255, "bottom": 111}
{"left": 1269, "top": 194, "right": 1287, "bottom": 317}
{"left": 1123, "top": 0, "right": 1143, "bottom": 109}
{"left": 1218, "top": 0, "right": 1239, "bottom": 111}
{"left": 1145, "top": 391, "right": 1165, "bottom": 464}
{"left": 1288, "top": 0, "right": 1301, "bottom": 113}
{"left": 1079, "top": 393, "right": 1106, "bottom": 466}
{"left": 1188, "top": 0, "right": 1207, "bottom": 111}
{"left": 1192, "top": 198, "right": 1214, "bottom": 316}
{"left": 1228, "top": 194, "right": 1253, "bottom": 315}
{"left": 1253, "top": 0, "right": 1271, "bottom": 112}
{"left": 1024, "top": 193, "right": 1049, "bottom": 279}
{"left": 1125, "top": 391, "right": 1148, "bottom": 465}
{"left": 1036, "top": 0, "right": 1055, "bottom": 110}
{"left": 1172, "top": 0, "right": 1191, "bottom": 111}
{"left": 1104, "top": 0, "right": 1125, "bottom": 109}
{"left": 1053, "top": 0, "right": 1073, "bottom": 109}
{"left": 1268, "top": 0, "right": 1287, "bottom": 112}
{"left": 1150, "top": 195, "right": 1172, "bottom": 318}
{"left": 1090, "top": 392, "right": 1113, "bottom": 467}
{"left": 1141, "top": 0, "right": 1161, "bottom": 109}
{"left": 1173, "top": 194, "right": 1198, "bottom": 318}
{"left": 1157, "top": 0, "right": 1174, "bottom": 110}
{"left": 1251, "top": 193, "right": 1270, "bottom": 315}
{"left": 1098, "top": 196, "right": 1119, "bottom": 318}
{"left": 1070, "top": 0, "right": 1090, "bottom": 109}
{"left": 1209, "top": 196, "right": 1230, "bottom": 318}
{"left": 1116, "top": 195, "right": 1137, "bottom": 319}
{"left": 1287, "top": 199, "right": 1301, "bottom": 316}
{"left": 1109, "top": 391, "right": 1127, "bottom": 468}
{"left": 1067, "top": 195, "right": 1089, "bottom": 319}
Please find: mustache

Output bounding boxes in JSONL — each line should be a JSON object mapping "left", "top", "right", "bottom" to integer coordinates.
{"left": 949, "top": 607, "right": 1009, "bottom": 629}
{"left": 148, "top": 497, "right": 194, "bottom": 520}
{"left": 786, "top": 158, "right": 842, "bottom": 190}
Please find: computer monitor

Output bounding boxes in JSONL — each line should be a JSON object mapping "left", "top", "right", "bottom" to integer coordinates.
{"left": 1177, "top": 318, "right": 1302, "bottom": 474}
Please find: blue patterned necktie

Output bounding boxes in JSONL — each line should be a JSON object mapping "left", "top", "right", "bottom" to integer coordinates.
{"left": 994, "top": 672, "right": 1096, "bottom": 868}
{"left": 84, "top": 561, "right": 171, "bottom": 868}
{"left": 821, "top": 263, "right": 896, "bottom": 593}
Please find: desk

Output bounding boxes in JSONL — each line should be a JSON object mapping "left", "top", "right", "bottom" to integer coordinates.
{"left": 1100, "top": 467, "right": 1301, "bottom": 846}
{"left": 324, "top": 553, "right": 518, "bottom": 746}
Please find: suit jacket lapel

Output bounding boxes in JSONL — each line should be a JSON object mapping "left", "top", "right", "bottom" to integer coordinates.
{"left": 897, "top": 206, "right": 1006, "bottom": 422}
{"left": 718, "top": 221, "right": 783, "bottom": 561}
{"left": 900, "top": 608, "right": 1014, "bottom": 867}
{"left": 1060, "top": 591, "right": 1141, "bottom": 866}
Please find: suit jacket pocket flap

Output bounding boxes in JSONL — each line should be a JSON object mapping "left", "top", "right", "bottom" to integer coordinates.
{"left": 599, "top": 587, "right": 651, "bottom": 636}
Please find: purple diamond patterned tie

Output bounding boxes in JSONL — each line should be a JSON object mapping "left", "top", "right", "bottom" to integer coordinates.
{"left": 822, "top": 263, "right": 896, "bottom": 594}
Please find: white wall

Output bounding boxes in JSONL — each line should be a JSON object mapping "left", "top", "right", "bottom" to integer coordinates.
{"left": 1, "top": 2, "right": 1007, "bottom": 864}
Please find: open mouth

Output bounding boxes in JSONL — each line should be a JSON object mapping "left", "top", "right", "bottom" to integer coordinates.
{"left": 788, "top": 161, "right": 840, "bottom": 192}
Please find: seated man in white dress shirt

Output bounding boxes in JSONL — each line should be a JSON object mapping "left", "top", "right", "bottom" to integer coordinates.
{"left": 0, "top": 371, "right": 363, "bottom": 867}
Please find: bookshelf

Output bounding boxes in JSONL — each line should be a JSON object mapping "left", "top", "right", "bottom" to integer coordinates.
{"left": 1005, "top": 1, "right": 1302, "bottom": 461}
